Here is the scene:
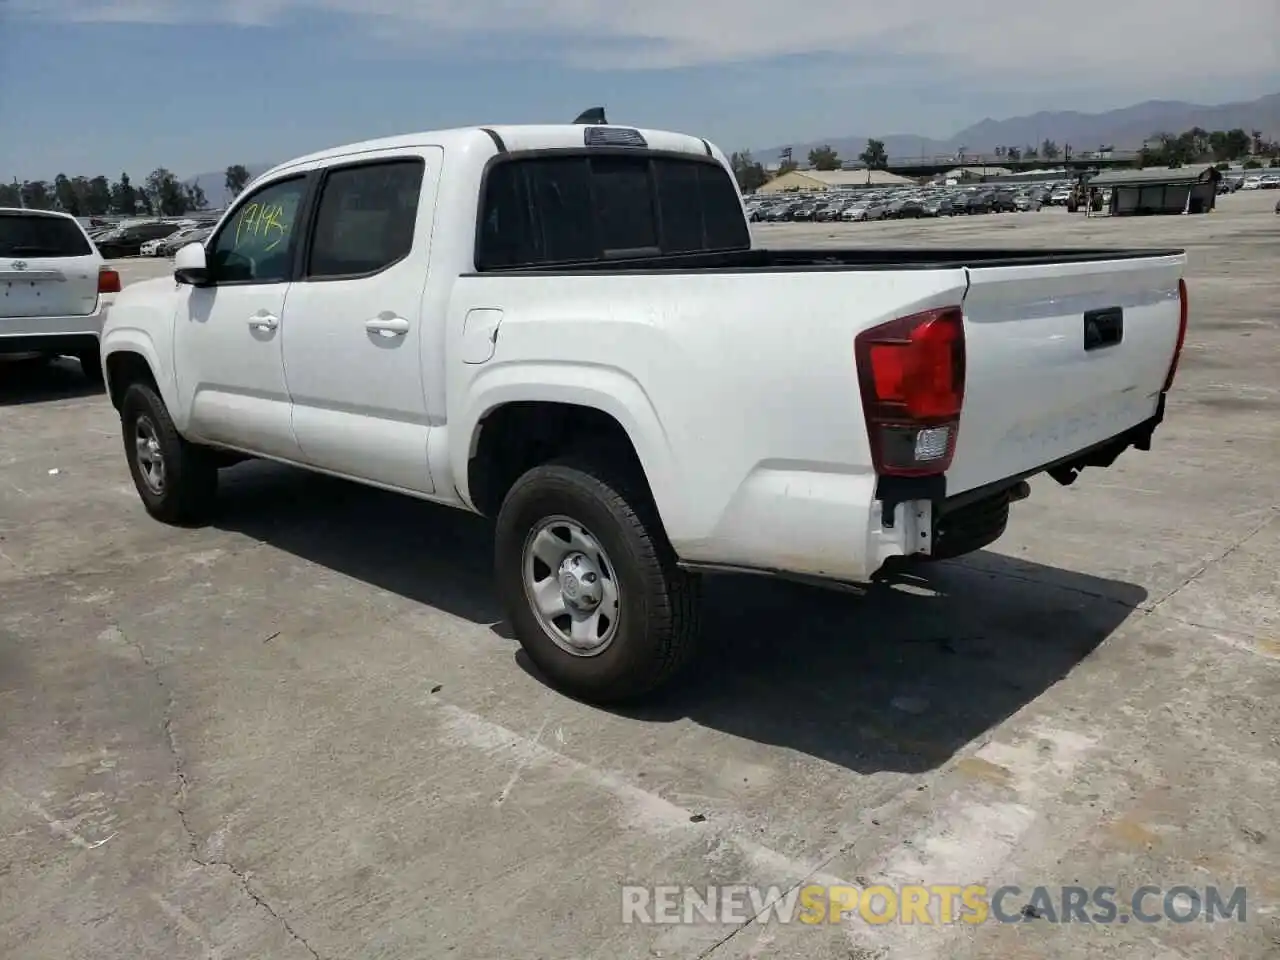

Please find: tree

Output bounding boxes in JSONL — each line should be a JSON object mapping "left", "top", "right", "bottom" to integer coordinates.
{"left": 808, "top": 145, "right": 840, "bottom": 170}
{"left": 111, "top": 173, "right": 138, "bottom": 215}
{"left": 1041, "top": 139, "right": 1060, "bottom": 160}
{"left": 145, "top": 167, "right": 191, "bottom": 216}
{"left": 85, "top": 176, "right": 112, "bottom": 216}
{"left": 729, "top": 151, "right": 768, "bottom": 193}
{"left": 1005, "top": 146, "right": 1022, "bottom": 161}
{"left": 224, "top": 164, "right": 251, "bottom": 199}
{"left": 1023, "top": 145, "right": 1039, "bottom": 160}
{"left": 54, "top": 174, "right": 79, "bottom": 214}
{"left": 858, "top": 139, "right": 888, "bottom": 170}
{"left": 0, "top": 181, "right": 19, "bottom": 206}
{"left": 20, "top": 180, "right": 52, "bottom": 209}
{"left": 776, "top": 159, "right": 798, "bottom": 176}
{"left": 185, "top": 182, "right": 208, "bottom": 210}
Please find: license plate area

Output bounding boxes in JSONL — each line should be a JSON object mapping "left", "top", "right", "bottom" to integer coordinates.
{"left": 1084, "top": 306, "right": 1123, "bottom": 351}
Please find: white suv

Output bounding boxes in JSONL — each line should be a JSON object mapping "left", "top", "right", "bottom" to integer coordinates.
{"left": 0, "top": 207, "right": 120, "bottom": 382}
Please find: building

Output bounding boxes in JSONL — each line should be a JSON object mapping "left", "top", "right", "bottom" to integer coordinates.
{"left": 756, "top": 168, "right": 918, "bottom": 193}
{"left": 1087, "top": 164, "right": 1221, "bottom": 216}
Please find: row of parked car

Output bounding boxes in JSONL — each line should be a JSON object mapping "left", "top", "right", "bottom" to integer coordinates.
{"left": 85, "top": 219, "right": 214, "bottom": 259}
{"left": 745, "top": 181, "right": 1080, "bottom": 223}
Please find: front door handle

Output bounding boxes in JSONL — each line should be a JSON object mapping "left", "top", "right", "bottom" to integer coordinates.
{"left": 365, "top": 316, "right": 410, "bottom": 337}
{"left": 248, "top": 314, "right": 279, "bottom": 331}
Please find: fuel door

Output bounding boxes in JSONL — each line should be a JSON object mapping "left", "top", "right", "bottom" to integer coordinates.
{"left": 461, "top": 308, "right": 504, "bottom": 364}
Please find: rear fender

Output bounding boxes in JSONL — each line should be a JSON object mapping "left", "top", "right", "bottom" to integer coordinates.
{"left": 454, "top": 362, "right": 684, "bottom": 531}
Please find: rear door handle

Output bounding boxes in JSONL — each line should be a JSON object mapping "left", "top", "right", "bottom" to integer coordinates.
{"left": 248, "top": 314, "right": 279, "bottom": 331}
{"left": 365, "top": 316, "right": 409, "bottom": 337}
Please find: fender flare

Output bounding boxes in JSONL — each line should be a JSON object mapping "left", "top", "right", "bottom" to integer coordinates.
{"left": 100, "top": 328, "right": 182, "bottom": 426}
{"left": 453, "top": 362, "right": 686, "bottom": 530}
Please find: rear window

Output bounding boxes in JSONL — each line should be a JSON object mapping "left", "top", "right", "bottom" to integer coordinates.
{"left": 476, "top": 153, "right": 749, "bottom": 270}
{"left": 0, "top": 213, "right": 92, "bottom": 258}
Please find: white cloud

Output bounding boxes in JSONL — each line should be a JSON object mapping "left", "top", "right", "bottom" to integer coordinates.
{"left": 12, "top": 0, "right": 1280, "bottom": 87}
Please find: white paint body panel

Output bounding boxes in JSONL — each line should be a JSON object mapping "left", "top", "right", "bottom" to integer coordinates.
{"left": 101, "top": 124, "right": 1186, "bottom": 584}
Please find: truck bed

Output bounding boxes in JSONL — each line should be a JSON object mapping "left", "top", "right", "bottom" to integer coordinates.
{"left": 468, "top": 246, "right": 1187, "bottom": 275}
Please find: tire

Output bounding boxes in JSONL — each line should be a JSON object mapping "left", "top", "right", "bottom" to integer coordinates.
{"left": 120, "top": 382, "right": 218, "bottom": 525}
{"left": 78, "top": 350, "right": 104, "bottom": 386}
{"left": 495, "top": 457, "right": 701, "bottom": 704}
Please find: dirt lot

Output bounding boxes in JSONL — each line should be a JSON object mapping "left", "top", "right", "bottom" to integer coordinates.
{"left": 2, "top": 191, "right": 1277, "bottom": 960}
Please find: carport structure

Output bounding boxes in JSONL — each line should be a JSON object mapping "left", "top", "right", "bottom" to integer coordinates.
{"left": 1088, "top": 164, "right": 1221, "bottom": 215}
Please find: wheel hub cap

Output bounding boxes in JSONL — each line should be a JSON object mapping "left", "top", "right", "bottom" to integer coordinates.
{"left": 134, "top": 417, "right": 166, "bottom": 494}
{"left": 522, "top": 516, "right": 620, "bottom": 657}
{"left": 557, "top": 553, "right": 602, "bottom": 610}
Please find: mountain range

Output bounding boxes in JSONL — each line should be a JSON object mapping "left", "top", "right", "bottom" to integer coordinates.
{"left": 756, "top": 92, "right": 1280, "bottom": 163}
{"left": 184, "top": 92, "right": 1280, "bottom": 203}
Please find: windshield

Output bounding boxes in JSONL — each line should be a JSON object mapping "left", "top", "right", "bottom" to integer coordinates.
{"left": 0, "top": 212, "right": 93, "bottom": 258}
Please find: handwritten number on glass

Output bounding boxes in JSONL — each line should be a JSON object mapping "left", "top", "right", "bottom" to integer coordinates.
{"left": 234, "top": 201, "right": 290, "bottom": 252}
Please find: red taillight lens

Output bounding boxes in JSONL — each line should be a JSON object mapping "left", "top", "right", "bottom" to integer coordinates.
{"left": 98, "top": 268, "right": 121, "bottom": 294}
{"left": 1162, "top": 278, "right": 1188, "bottom": 393}
{"left": 855, "top": 306, "right": 966, "bottom": 477}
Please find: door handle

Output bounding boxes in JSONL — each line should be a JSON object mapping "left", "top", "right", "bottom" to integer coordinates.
{"left": 248, "top": 314, "right": 279, "bottom": 331}
{"left": 365, "top": 316, "right": 410, "bottom": 337}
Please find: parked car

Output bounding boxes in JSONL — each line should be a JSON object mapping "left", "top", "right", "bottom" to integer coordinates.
{"left": 159, "top": 226, "right": 212, "bottom": 257}
{"left": 96, "top": 221, "right": 184, "bottom": 259}
{"left": 0, "top": 207, "right": 120, "bottom": 380}
{"left": 101, "top": 120, "right": 1190, "bottom": 704}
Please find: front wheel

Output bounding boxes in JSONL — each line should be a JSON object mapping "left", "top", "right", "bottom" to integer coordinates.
{"left": 495, "top": 458, "right": 701, "bottom": 704}
{"left": 120, "top": 382, "right": 218, "bottom": 525}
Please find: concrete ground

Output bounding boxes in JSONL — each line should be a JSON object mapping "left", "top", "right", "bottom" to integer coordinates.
{"left": 2, "top": 191, "right": 1277, "bottom": 960}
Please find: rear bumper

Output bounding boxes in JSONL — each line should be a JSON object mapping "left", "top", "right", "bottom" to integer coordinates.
{"left": 676, "top": 396, "right": 1167, "bottom": 586}
{"left": 0, "top": 302, "right": 108, "bottom": 357}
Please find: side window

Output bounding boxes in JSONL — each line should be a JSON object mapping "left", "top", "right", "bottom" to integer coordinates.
{"left": 306, "top": 159, "right": 424, "bottom": 279}
{"left": 588, "top": 155, "right": 657, "bottom": 254}
{"left": 208, "top": 177, "right": 307, "bottom": 284}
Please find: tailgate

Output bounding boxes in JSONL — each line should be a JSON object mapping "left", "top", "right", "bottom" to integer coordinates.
{"left": 946, "top": 253, "right": 1184, "bottom": 495}
{"left": 1, "top": 256, "right": 101, "bottom": 319}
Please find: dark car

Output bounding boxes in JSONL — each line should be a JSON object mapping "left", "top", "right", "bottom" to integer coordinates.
{"left": 96, "top": 221, "right": 182, "bottom": 259}
{"left": 965, "top": 193, "right": 993, "bottom": 214}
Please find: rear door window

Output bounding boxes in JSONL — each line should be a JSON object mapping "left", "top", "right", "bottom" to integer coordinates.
{"left": 0, "top": 212, "right": 93, "bottom": 258}
{"left": 306, "top": 158, "right": 425, "bottom": 279}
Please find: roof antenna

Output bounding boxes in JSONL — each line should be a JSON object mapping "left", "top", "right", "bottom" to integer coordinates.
{"left": 573, "top": 107, "right": 607, "bottom": 125}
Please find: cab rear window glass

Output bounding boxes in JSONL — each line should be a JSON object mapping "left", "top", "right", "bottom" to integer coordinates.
{"left": 476, "top": 153, "right": 749, "bottom": 270}
{"left": 0, "top": 213, "right": 92, "bottom": 258}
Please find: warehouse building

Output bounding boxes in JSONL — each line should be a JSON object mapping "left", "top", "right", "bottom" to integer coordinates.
{"left": 1088, "top": 164, "right": 1221, "bottom": 216}
{"left": 756, "top": 169, "right": 918, "bottom": 193}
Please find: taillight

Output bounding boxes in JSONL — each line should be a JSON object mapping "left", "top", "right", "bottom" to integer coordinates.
{"left": 1162, "top": 278, "right": 1188, "bottom": 393}
{"left": 98, "top": 268, "right": 121, "bottom": 294}
{"left": 855, "top": 306, "right": 965, "bottom": 477}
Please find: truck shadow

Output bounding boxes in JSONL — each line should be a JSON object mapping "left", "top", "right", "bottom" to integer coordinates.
{"left": 0, "top": 358, "right": 104, "bottom": 406}
{"left": 215, "top": 462, "right": 1147, "bottom": 775}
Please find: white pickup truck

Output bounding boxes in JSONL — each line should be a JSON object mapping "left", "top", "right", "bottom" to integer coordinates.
{"left": 100, "top": 119, "right": 1189, "bottom": 703}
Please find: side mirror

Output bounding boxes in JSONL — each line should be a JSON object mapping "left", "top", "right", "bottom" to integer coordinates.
{"left": 174, "top": 242, "right": 211, "bottom": 286}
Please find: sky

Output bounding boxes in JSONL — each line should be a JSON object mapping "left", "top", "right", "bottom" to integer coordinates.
{"left": 2, "top": 0, "right": 1277, "bottom": 181}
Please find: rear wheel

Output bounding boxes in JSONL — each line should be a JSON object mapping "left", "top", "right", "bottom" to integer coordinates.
{"left": 495, "top": 457, "right": 701, "bottom": 704}
{"left": 120, "top": 383, "right": 218, "bottom": 525}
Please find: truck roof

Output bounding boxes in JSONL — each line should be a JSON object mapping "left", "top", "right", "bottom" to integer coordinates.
{"left": 262, "top": 124, "right": 720, "bottom": 182}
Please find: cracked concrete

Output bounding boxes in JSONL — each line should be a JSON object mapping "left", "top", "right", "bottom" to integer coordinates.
{"left": 122, "top": 623, "right": 324, "bottom": 959}
{"left": 2, "top": 191, "right": 1278, "bottom": 959}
